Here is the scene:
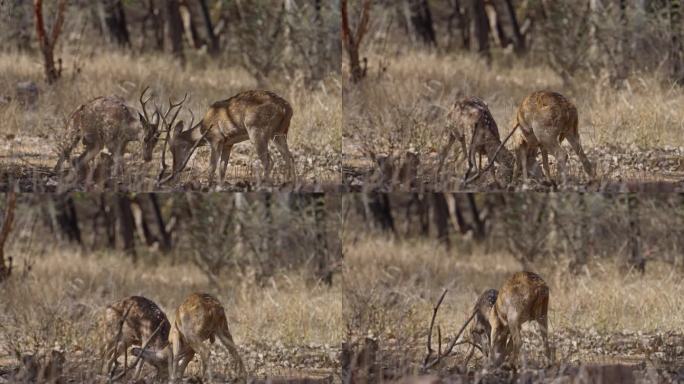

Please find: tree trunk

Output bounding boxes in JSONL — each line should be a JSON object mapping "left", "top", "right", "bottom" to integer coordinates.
{"left": 447, "top": 0, "right": 470, "bottom": 50}
{"left": 467, "top": 193, "right": 486, "bottom": 241}
{"left": 627, "top": 195, "right": 645, "bottom": 274}
{"left": 166, "top": 0, "right": 185, "bottom": 66}
{"left": 469, "top": 0, "right": 490, "bottom": 60}
{"left": 198, "top": 0, "right": 219, "bottom": 54}
{"left": 313, "top": 195, "right": 332, "bottom": 285}
{"left": 406, "top": 0, "right": 437, "bottom": 45}
{"left": 0, "top": 192, "right": 17, "bottom": 282}
{"left": 117, "top": 195, "right": 137, "bottom": 261}
{"left": 97, "top": 0, "right": 130, "bottom": 47}
{"left": 33, "top": 0, "right": 67, "bottom": 84}
{"left": 501, "top": 0, "right": 525, "bottom": 53}
{"left": 432, "top": 194, "right": 450, "bottom": 249}
{"left": 341, "top": 0, "right": 371, "bottom": 82}
{"left": 363, "top": 193, "right": 395, "bottom": 233}
{"left": 671, "top": 0, "right": 683, "bottom": 81}
{"left": 54, "top": 195, "right": 82, "bottom": 244}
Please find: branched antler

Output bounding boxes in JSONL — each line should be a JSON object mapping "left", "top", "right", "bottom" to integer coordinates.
{"left": 422, "top": 289, "right": 478, "bottom": 371}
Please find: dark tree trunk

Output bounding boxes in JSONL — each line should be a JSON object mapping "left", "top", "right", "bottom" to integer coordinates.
{"left": 470, "top": 0, "right": 490, "bottom": 59}
{"left": 671, "top": 0, "right": 683, "bottom": 81}
{"left": 432, "top": 194, "right": 450, "bottom": 249}
{"left": 198, "top": 0, "right": 219, "bottom": 54}
{"left": 407, "top": 0, "right": 437, "bottom": 45}
{"left": 166, "top": 0, "right": 185, "bottom": 66}
{"left": 0, "top": 192, "right": 17, "bottom": 282}
{"left": 54, "top": 196, "right": 82, "bottom": 244}
{"left": 363, "top": 193, "right": 395, "bottom": 233}
{"left": 99, "top": 0, "right": 130, "bottom": 47}
{"left": 313, "top": 195, "right": 332, "bottom": 285}
{"left": 117, "top": 195, "right": 137, "bottom": 261}
{"left": 502, "top": 0, "right": 525, "bottom": 54}
{"left": 447, "top": 0, "right": 470, "bottom": 49}
{"left": 467, "top": 193, "right": 486, "bottom": 241}
{"left": 627, "top": 195, "right": 645, "bottom": 274}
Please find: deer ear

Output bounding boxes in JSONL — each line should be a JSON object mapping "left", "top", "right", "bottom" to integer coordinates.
{"left": 138, "top": 112, "right": 146, "bottom": 123}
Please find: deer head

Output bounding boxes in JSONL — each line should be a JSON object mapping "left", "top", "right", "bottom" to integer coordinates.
{"left": 138, "top": 87, "right": 188, "bottom": 162}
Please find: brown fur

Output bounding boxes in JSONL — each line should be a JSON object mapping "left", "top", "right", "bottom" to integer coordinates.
{"left": 100, "top": 296, "right": 171, "bottom": 379}
{"left": 437, "top": 97, "right": 514, "bottom": 183}
{"left": 134, "top": 292, "right": 246, "bottom": 383}
{"left": 462, "top": 289, "right": 498, "bottom": 368}
{"left": 169, "top": 90, "right": 295, "bottom": 184}
{"left": 489, "top": 271, "right": 550, "bottom": 367}
{"left": 57, "top": 96, "right": 160, "bottom": 178}
{"left": 512, "top": 91, "right": 594, "bottom": 184}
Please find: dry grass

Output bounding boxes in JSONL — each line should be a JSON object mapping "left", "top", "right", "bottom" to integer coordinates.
{"left": 343, "top": 49, "right": 684, "bottom": 189}
{"left": 0, "top": 51, "right": 341, "bottom": 190}
{"left": 343, "top": 235, "right": 684, "bottom": 373}
{"left": 0, "top": 248, "right": 342, "bottom": 380}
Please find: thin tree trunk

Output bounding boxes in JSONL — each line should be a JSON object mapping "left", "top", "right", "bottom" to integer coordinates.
{"left": 117, "top": 195, "right": 137, "bottom": 261}
{"left": 467, "top": 193, "right": 486, "bottom": 241}
{"left": 166, "top": 0, "right": 185, "bottom": 66}
{"left": 406, "top": 0, "right": 437, "bottom": 45}
{"left": 0, "top": 192, "right": 17, "bottom": 282}
{"left": 671, "top": 0, "right": 683, "bottom": 81}
{"left": 198, "top": 0, "right": 219, "bottom": 54}
{"left": 470, "top": 0, "right": 490, "bottom": 60}
{"left": 627, "top": 195, "right": 645, "bottom": 274}
{"left": 432, "top": 194, "right": 450, "bottom": 249}
{"left": 502, "top": 0, "right": 525, "bottom": 53}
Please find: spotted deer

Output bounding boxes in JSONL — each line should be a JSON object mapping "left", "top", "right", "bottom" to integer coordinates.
{"left": 133, "top": 292, "right": 246, "bottom": 383}
{"left": 165, "top": 90, "right": 295, "bottom": 185}
{"left": 436, "top": 97, "right": 514, "bottom": 184}
{"left": 464, "top": 288, "right": 498, "bottom": 365}
{"left": 100, "top": 296, "right": 171, "bottom": 379}
{"left": 56, "top": 88, "right": 183, "bottom": 179}
{"left": 511, "top": 91, "right": 594, "bottom": 184}
{"left": 488, "top": 271, "right": 551, "bottom": 367}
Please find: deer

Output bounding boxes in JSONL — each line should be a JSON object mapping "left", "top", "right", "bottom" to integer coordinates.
{"left": 162, "top": 90, "right": 295, "bottom": 185}
{"left": 510, "top": 91, "right": 595, "bottom": 185}
{"left": 132, "top": 292, "right": 247, "bottom": 383}
{"left": 463, "top": 288, "right": 498, "bottom": 366}
{"left": 488, "top": 271, "right": 551, "bottom": 367}
{"left": 56, "top": 87, "right": 185, "bottom": 182}
{"left": 436, "top": 97, "right": 515, "bottom": 185}
{"left": 99, "top": 296, "right": 171, "bottom": 380}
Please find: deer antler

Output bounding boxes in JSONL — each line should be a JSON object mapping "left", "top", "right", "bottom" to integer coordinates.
{"left": 422, "top": 289, "right": 478, "bottom": 371}
{"left": 139, "top": 86, "right": 156, "bottom": 123}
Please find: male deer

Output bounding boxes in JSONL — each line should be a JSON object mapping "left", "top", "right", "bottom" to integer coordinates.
{"left": 133, "top": 292, "right": 246, "bottom": 383}
{"left": 56, "top": 88, "right": 184, "bottom": 180}
{"left": 436, "top": 97, "right": 514, "bottom": 184}
{"left": 165, "top": 90, "right": 295, "bottom": 185}
{"left": 465, "top": 288, "right": 498, "bottom": 363}
{"left": 511, "top": 91, "right": 594, "bottom": 184}
{"left": 488, "top": 271, "right": 551, "bottom": 367}
{"left": 100, "top": 296, "right": 171, "bottom": 379}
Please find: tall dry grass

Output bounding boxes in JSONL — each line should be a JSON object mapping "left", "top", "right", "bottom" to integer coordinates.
{"left": 0, "top": 51, "right": 341, "bottom": 189}
{"left": 0, "top": 248, "right": 342, "bottom": 379}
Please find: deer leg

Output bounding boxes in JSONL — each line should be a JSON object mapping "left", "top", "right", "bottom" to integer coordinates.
{"left": 176, "top": 351, "right": 195, "bottom": 379}
{"left": 208, "top": 142, "right": 221, "bottom": 186}
{"left": 219, "top": 144, "right": 233, "bottom": 183}
{"left": 218, "top": 328, "right": 246, "bottom": 377}
{"left": 541, "top": 149, "right": 552, "bottom": 183}
{"left": 273, "top": 134, "right": 295, "bottom": 182}
{"left": 253, "top": 135, "right": 272, "bottom": 184}
{"left": 436, "top": 134, "right": 455, "bottom": 175}
{"left": 188, "top": 338, "right": 211, "bottom": 381}
{"left": 507, "top": 315, "right": 522, "bottom": 365}
{"left": 537, "top": 295, "right": 551, "bottom": 365}
{"left": 565, "top": 129, "right": 595, "bottom": 178}
{"left": 546, "top": 140, "right": 567, "bottom": 185}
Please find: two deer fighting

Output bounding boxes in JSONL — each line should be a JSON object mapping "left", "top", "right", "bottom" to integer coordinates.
{"left": 58, "top": 87, "right": 296, "bottom": 188}
{"left": 100, "top": 293, "right": 246, "bottom": 383}
{"left": 424, "top": 271, "right": 552, "bottom": 371}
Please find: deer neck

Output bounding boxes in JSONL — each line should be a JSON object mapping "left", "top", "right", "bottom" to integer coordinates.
{"left": 179, "top": 120, "right": 208, "bottom": 146}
